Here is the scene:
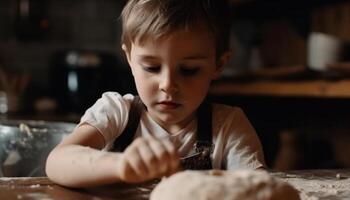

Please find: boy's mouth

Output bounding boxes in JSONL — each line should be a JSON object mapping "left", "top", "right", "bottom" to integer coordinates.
{"left": 157, "top": 101, "right": 181, "bottom": 109}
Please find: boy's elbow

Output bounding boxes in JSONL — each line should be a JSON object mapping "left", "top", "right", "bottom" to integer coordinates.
{"left": 45, "top": 147, "right": 66, "bottom": 185}
{"left": 45, "top": 149, "right": 57, "bottom": 180}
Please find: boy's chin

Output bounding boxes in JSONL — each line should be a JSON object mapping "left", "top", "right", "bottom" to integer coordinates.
{"left": 153, "top": 112, "right": 190, "bottom": 125}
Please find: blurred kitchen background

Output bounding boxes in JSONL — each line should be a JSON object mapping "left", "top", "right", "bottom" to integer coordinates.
{"left": 1, "top": 0, "right": 350, "bottom": 171}
{"left": 0, "top": 0, "right": 135, "bottom": 117}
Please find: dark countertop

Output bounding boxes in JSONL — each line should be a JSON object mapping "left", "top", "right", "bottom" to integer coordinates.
{"left": 0, "top": 169, "right": 349, "bottom": 200}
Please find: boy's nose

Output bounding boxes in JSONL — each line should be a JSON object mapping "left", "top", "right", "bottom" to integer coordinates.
{"left": 159, "top": 73, "right": 179, "bottom": 94}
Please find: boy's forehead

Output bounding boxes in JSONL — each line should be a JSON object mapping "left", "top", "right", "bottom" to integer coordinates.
{"left": 134, "top": 21, "right": 215, "bottom": 47}
{"left": 134, "top": 30, "right": 214, "bottom": 50}
{"left": 130, "top": 35, "right": 216, "bottom": 62}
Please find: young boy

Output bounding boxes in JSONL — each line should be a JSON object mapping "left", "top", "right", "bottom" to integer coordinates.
{"left": 46, "top": 0, "right": 266, "bottom": 188}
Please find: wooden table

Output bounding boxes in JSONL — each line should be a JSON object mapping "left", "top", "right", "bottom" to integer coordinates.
{"left": 0, "top": 169, "right": 349, "bottom": 200}
{"left": 0, "top": 177, "right": 156, "bottom": 200}
{"left": 271, "top": 169, "right": 350, "bottom": 200}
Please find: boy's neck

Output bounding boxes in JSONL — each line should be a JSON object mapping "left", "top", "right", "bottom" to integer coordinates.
{"left": 146, "top": 111, "right": 196, "bottom": 135}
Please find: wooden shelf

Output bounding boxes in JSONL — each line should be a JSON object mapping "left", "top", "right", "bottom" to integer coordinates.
{"left": 210, "top": 79, "right": 350, "bottom": 98}
{"left": 229, "top": 0, "right": 349, "bottom": 19}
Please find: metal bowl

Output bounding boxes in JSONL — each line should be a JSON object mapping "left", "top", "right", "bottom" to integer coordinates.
{"left": 0, "top": 120, "right": 76, "bottom": 177}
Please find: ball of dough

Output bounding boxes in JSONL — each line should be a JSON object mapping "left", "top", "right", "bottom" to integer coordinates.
{"left": 150, "top": 170, "right": 300, "bottom": 200}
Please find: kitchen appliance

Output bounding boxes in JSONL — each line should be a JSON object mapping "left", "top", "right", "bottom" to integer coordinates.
{"left": 49, "top": 50, "right": 136, "bottom": 114}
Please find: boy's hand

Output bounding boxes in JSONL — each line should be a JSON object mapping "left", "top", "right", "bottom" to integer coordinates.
{"left": 116, "top": 137, "right": 180, "bottom": 183}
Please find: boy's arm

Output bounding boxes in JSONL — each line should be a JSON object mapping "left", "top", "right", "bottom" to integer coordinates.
{"left": 46, "top": 124, "right": 180, "bottom": 188}
{"left": 45, "top": 124, "right": 123, "bottom": 187}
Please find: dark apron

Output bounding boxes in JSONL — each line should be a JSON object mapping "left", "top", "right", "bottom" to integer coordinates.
{"left": 111, "top": 96, "right": 213, "bottom": 170}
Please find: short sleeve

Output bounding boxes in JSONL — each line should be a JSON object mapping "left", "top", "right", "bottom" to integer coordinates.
{"left": 78, "top": 92, "right": 134, "bottom": 146}
{"left": 217, "top": 106, "right": 266, "bottom": 170}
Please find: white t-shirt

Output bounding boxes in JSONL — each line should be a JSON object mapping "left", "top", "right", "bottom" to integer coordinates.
{"left": 79, "top": 92, "right": 266, "bottom": 170}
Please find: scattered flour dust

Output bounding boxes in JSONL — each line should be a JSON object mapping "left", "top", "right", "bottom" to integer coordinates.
{"left": 20, "top": 193, "right": 53, "bottom": 200}
{"left": 29, "top": 184, "right": 41, "bottom": 188}
{"left": 281, "top": 177, "right": 350, "bottom": 200}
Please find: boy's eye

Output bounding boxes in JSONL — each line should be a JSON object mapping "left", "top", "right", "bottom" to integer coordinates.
{"left": 143, "top": 66, "right": 160, "bottom": 73}
{"left": 180, "top": 67, "right": 200, "bottom": 76}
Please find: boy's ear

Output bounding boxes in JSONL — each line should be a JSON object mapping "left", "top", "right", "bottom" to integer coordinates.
{"left": 122, "top": 44, "right": 136, "bottom": 76}
{"left": 213, "top": 50, "right": 232, "bottom": 79}
{"left": 121, "top": 44, "right": 131, "bottom": 64}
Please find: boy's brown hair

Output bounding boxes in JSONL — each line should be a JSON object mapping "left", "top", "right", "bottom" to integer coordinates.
{"left": 121, "top": 0, "right": 231, "bottom": 58}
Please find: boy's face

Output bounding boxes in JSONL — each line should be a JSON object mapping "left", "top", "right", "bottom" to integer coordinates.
{"left": 123, "top": 23, "right": 229, "bottom": 132}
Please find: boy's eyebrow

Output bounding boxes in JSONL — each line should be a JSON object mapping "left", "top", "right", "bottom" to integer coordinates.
{"left": 183, "top": 54, "right": 210, "bottom": 60}
{"left": 137, "top": 54, "right": 210, "bottom": 61}
{"left": 137, "top": 55, "right": 159, "bottom": 61}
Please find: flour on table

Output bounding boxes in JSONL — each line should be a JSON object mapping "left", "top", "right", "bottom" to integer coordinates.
{"left": 281, "top": 176, "right": 350, "bottom": 200}
{"left": 150, "top": 170, "right": 300, "bottom": 200}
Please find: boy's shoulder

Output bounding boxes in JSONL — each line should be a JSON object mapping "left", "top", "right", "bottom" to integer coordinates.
{"left": 212, "top": 103, "right": 247, "bottom": 126}
{"left": 99, "top": 92, "right": 137, "bottom": 105}
{"left": 212, "top": 103, "right": 244, "bottom": 116}
{"left": 90, "top": 92, "right": 138, "bottom": 113}
{"left": 101, "top": 92, "right": 135, "bottom": 101}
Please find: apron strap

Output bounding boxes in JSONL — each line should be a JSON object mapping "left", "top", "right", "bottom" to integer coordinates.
{"left": 182, "top": 99, "right": 213, "bottom": 170}
{"left": 111, "top": 96, "right": 143, "bottom": 152}
{"left": 196, "top": 99, "right": 213, "bottom": 146}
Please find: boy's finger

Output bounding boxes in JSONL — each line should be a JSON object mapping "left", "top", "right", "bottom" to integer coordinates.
{"left": 136, "top": 142, "right": 158, "bottom": 177}
{"left": 161, "top": 138, "right": 177, "bottom": 155}
{"left": 146, "top": 138, "right": 171, "bottom": 174}
{"left": 124, "top": 147, "right": 149, "bottom": 180}
{"left": 161, "top": 139, "right": 180, "bottom": 173}
{"left": 116, "top": 155, "right": 139, "bottom": 183}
